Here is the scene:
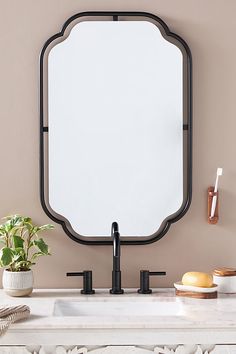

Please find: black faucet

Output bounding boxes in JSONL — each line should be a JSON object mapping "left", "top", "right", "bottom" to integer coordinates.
{"left": 110, "top": 221, "right": 124, "bottom": 294}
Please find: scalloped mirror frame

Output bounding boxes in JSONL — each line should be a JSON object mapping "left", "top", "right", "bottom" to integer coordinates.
{"left": 39, "top": 11, "right": 192, "bottom": 245}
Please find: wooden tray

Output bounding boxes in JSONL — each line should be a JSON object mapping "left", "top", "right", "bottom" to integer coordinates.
{"left": 176, "top": 289, "right": 217, "bottom": 299}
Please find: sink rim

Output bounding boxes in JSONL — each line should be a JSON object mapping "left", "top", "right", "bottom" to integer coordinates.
{"left": 53, "top": 298, "right": 182, "bottom": 317}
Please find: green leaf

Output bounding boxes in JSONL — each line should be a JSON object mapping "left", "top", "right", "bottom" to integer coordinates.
{"left": 12, "top": 247, "right": 26, "bottom": 262}
{"left": 0, "top": 226, "right": 6, "bottom": 236}
{"left": 4, "top": 215, "right": 22, "bottom": 228}
{"left": 0, "top": 247, "right": 13, "bottom": 267}
{"left": 38, "top": 224, "right": 54, "bottom": 232}
{"left": 22, "top": 217, "right": 32, "bottom": 223}
{"left": 14, "top": 260, "right": 32, "bottom": 271}
{"left": 31, "top": 252, "right": 44, "bottom": 261}
{"left": 24, "top": 222, "right": 33, "bottom": 232}
{"left": 0, "top": 236, "right": 6, "bottom": 245}
{"left": 12, "top": 235, "right": 24, "bottom": 248}
{"left": 32, "top": 226, "right": 40, "bottom": 234}
{"left": 33, "top": 238, "right": 50, "bottom": 254}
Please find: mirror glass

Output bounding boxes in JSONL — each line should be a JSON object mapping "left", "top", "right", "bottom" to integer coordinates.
{"left": 41, "top": 15, "right": 191, "bottom": 243}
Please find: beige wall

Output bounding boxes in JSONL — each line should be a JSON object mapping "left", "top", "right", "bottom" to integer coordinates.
{"left": 0, "top": 0, "right": 235, "bottom": 289}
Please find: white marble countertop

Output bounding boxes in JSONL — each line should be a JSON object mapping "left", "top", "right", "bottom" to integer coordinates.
{"left": 1, "top": 288, "right": 236, "bottom": 346}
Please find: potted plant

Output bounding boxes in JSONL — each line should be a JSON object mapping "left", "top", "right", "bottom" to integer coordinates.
{"left": 0, "top": 215, "right": 53, "bottom": 296}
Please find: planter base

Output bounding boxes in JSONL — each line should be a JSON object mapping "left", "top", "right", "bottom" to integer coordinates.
{"left": 2, "top": 269, "right": 34, "bottom": 297}
{"left": 4, "top": 287, "right": 33, "bottom": 297}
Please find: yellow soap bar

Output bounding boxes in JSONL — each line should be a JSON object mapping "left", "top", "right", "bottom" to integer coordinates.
{"left": 182, "top": 272, "right": 213, "bottom": 288}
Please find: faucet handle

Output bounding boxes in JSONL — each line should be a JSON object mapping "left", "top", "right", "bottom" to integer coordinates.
{"left": 138, "top": 270, "right": 166, "bottom": 294}
{"left": 66, "top": 270, "right": 95, "bottom": 294}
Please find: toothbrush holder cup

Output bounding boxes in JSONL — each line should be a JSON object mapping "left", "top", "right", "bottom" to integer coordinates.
{"left": 208, "top": 186, "right": 219, "bottom": 224}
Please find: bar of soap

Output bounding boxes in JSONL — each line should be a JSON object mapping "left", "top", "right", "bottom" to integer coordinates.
{"left": 182, "top": 272, "right": 213, "bottom": 288}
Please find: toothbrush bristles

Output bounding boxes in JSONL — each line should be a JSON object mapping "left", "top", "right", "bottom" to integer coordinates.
{"left": 217, "top": 168, "right": 223, "bottom": 176}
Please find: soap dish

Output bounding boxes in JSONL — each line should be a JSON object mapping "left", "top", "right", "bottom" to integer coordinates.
{"left": 174, "top": 281, "right": 218, "bottom": 299}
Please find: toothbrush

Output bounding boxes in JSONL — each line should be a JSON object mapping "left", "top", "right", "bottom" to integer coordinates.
{"left": 210, "top": 167, "right": 223, "bottom": 219}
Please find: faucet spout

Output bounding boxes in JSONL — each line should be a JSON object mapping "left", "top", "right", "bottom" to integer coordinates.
{"left": 110, "top": 221, "right": 124, "bottom": 294}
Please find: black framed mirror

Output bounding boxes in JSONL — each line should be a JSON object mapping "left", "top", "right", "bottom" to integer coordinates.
{"left": 40, "top": 11, "right": 192, "bottom": 245}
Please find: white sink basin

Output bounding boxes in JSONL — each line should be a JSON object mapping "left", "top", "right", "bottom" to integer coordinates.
{"left": 53, "top": 299, "right": 181, "bottom": 317}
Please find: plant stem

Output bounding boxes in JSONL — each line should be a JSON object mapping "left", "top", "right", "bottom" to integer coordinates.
{"left": 26, "top": 229, "right": 33, "bottom": 260}
{"left": 5, "top": 232, "right": 9, "bottom": 248}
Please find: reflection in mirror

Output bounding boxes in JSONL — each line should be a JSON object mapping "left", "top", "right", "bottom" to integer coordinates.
{"left": 40, "top": 13, "right": 192, "bottom": 244}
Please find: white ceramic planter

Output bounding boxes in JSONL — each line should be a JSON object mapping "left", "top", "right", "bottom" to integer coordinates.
{"left": 2, "top": 269, "right": 33, "bottom": 297}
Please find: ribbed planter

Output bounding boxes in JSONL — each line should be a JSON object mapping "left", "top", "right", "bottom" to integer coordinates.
{"left": 2, "top": 269, "right": 33, "bottom": 297}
